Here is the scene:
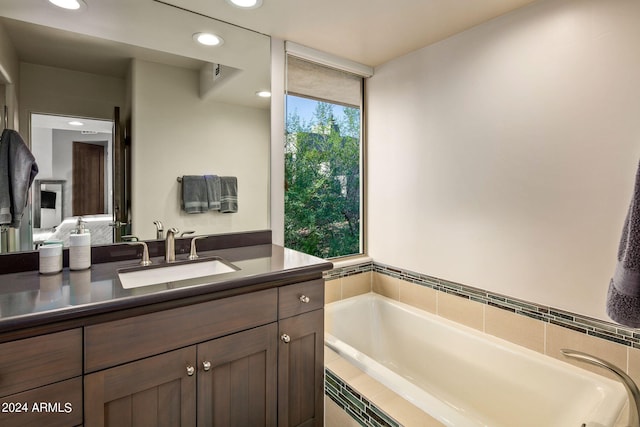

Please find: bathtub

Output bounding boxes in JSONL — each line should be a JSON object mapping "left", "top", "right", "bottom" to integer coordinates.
{"left": 325, "top": 293, "right": 627, "bottom": 427}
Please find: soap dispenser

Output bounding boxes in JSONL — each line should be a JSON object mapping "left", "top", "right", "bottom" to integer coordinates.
{"left": 69, "top": 217, "right": 91, "bottom": 270}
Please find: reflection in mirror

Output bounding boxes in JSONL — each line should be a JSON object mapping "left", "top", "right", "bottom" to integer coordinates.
{"left": 30, "top": 113, "right": 115, "bottom": 248}
{"left": 0, "top": 0, "right": 271, "bottom": 252}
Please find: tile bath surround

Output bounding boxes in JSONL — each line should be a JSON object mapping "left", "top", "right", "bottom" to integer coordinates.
{"left": 324, "top": 261, "right": 640, "bottom": 426}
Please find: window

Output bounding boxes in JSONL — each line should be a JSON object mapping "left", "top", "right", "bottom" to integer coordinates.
{"left": 285, "top": 55, "right": 364, "bottom": 258}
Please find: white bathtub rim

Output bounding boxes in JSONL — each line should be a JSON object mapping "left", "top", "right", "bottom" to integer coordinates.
{"left": 326, "top": 332, "right": 482, "bottom": 427}
{"left": 325, "top": 292, "right": 627, "bottom": 427}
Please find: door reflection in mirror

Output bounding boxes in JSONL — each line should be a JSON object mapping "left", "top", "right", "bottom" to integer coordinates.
{"left": 30, "top": 113, "right": 114, "bottom": 248}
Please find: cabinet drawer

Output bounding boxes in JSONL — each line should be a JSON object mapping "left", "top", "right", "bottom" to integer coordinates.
{"left": 0, "top": 329, "right": 82, "bottom": 398}
{"left": 0, "top": 377, "right": 83, "bottom": 427}
{"left": 278, "top": 280, "right": 324, "bottom": 319}
{"left": 85, "top": 288, "right": 278, "bottom": 372}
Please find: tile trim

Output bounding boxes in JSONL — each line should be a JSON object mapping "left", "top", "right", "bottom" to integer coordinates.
{"left": 324, "top": 261, "right": 374, "bottom": 280}
{"left": 326, "top": 261, "right": 640, "bottom": 349}
{"left": 325, "top": 367, "right": 401, "bottom": 427}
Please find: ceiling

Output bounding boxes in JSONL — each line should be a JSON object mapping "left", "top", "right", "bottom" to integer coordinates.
{"left": 32, "top": 113, "right": 113, "bottom": 134}
{"left": 2, "top": 0, "right": 535, "bottom": 74}
{"left": 0, "top": 17, "right": 206, "bottom": 79}
{"left": 162, "top": 0, "right": 540, "bottom": 67}
{"left": 1, "top": 0, "right": 272, "bottom": 108}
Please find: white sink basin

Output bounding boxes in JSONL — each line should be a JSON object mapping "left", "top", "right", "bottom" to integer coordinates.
{"left": 118, "top": 258, "right": 238, "bottom": 289}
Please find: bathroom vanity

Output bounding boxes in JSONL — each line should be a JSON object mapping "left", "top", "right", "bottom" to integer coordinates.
{"left": 0, "top": 231, "right": 331, "bottom": 427}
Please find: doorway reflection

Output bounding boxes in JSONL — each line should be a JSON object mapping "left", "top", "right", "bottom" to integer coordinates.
{"left": 30, "top": 113, "right": 114, "bottom": 248}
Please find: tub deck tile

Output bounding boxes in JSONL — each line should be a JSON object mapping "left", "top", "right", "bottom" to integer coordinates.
{"left": 325, "top": 396, "right": 363, "bottom": 427}
{"left": 324, "top": 346, "right": 445, "bottom": 427}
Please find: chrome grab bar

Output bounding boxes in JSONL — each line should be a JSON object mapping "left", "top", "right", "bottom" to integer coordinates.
{"left": 562, "top": 349, "right": 640, "bottom": 427}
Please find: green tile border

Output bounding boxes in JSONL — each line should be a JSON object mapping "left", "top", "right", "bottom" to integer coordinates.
{"left": 324, "top": 261, "right": 374, "bottom": 280}
{"left": 325, "top": 368, "right": 401, "bottom": 427}
{"left": 325, "top": 261, "right": 640, "bottom": 348}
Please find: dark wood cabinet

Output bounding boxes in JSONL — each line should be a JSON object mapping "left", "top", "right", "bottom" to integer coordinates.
{"left": 84, "top": 346, "right": 197, "bottom": 426}
{"left": 85, "top": 323, "right": 281, "bottom": 427}
{"left": 198, "top": 323, "right": 278, "bottom": 426}
{"left": 0, "top": 279, "right": 324, "bottom": 427}
{"left": 84, "top": 289, "right": 278, "bottom": 373}
{"left": 278, "top": 309, "right": 324, "bottom": 427}
{"left": 0, "top": 378, "right": 83, "bottom": 427}
{"left": 0, "top": 329, "right": 83, "bottom": 427}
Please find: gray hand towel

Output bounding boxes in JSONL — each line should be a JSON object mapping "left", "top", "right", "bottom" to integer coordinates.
{"left": 181, "top": 175, "right": 208, "bottom": 214}
{"left": 607, "top": 160, "right": 640, "bottom": 327}
{"left": 220, "top": 176, "right": 238, "bottom": 213}
{"left": 0, "top": 129, "right": 39, "bottom": 227}
{"left": 204, "top": 175, "right": 221, "bottom": 211}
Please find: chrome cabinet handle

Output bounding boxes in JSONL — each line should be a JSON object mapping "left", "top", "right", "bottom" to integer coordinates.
{"left": 299, "top": 295, "right": 310, "bottom": 304}
{"left": 202, "top": 361, "right": 212, "bottom": 372}
{"left": 281, "top": 333, "right": 291, "bottom": 343}
{"left": 186, "top": 365, "right": 195, "bottom": 376}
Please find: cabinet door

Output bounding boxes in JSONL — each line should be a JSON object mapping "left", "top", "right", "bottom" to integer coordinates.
{"left": 84, "top": 346, "right": 196, "bottom": 427}
{"left": 278, "top": 309, "right": 324, "bottom": 427}
{"left": 197, "top": 323, "right": 278, "bottom": 427}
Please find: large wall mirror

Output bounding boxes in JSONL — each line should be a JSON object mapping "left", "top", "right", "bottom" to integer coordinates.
{"left": 0, "top": 0, "right": 271, "bottom": 252}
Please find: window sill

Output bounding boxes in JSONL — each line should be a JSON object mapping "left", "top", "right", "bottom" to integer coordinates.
{"left": 328, "top": 255, "right": 372, "bottom": 270}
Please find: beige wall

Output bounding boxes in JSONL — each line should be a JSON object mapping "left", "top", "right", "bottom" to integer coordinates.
{"left": 130, "top": 59, "right": 270, "bottom": 239}
{"left": 366, "top": 0, "right": 640, "bottom": 321}
{"left": 18, "top": 63, "right": 125, "bottom": 137}
{"left": 0, "top": 20, "right": 19, "bottom": 130}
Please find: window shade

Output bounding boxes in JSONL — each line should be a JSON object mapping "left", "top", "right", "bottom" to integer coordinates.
{"left": 286, "top": 56, "right": 362, "bottom": 108}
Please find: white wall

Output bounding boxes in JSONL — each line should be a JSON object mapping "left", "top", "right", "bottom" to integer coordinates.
{"left": 31, "top": 127, "right": 53, "bottom": 178}
{"left": 367, "top": 0, "right": 640, "bottom": 321}
{"left": 270, "top": 38, "right": 286, "bottom": 246}
{"left": 131, "top": 59, "right": 270, "bottom": 240}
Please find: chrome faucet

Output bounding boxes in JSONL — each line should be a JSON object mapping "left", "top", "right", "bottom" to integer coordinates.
{"left": 562, "top": 349, "right": 640, "bottom": 427}
{"left": 153, "top": 220, "right": 164, "bottom": 240}
{"left": 165, "top": 227, "right": 179, "bottom": 263}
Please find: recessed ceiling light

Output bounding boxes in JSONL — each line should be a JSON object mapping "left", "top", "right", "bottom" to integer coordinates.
{"left": 256, "top": 91, "right": 271, "bottom": 98}
{"left": 193, "top": 32, "right": 224, "bottom": 47}
{"left": 48, "top": 0, "right": 87, "bottom": 10}
{"left": 68, "top": 121, "right": 84, "bottom": 126}
{"left": 225, "top": 0, "right": 263, "bottom": 9}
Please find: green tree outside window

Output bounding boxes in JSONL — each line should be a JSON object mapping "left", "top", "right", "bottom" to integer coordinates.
{"left": 285, "top": 97, "right": 361, "bottom": 258}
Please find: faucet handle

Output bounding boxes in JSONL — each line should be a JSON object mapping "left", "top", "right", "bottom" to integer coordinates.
{"left": 181, "top": 230, "right": 195, "bottom": 237}
{"left": 188, "top": 235, "right": 208, "bottom": 260}
{"left": 126, "top": 241, "right": 152, "bottom": 266}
